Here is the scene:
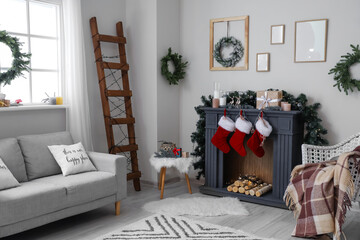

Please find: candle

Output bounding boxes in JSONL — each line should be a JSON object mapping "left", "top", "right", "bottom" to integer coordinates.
{"left": 214, "top": 90, "right": 220, "bottom": 99}
{"left": 219, "top": 97, "right": 227, "bottom": 107}
{"left": 283, "top": 103, "right": 291, "bottom": 111}
{"left": 212, "top": 98, "right": 219, "bottom": 108}
{"left": 281, "top": 102, "right": 288, "bottom": 111}
{"left": 56, "top": 97, "right": 63, "bottom": 105}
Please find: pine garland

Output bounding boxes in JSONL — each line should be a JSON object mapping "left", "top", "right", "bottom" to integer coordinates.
{"left": 191, "top": 90, "right": 328, "bottom": 180}
{"left": 161, "top": 48, "right": 188, "bottom": 85}
{"left": 328, "top": 44, "right": 360, "bottom": 95}
{"left": 0, "top": 30, "right": 31, "bottom": 86}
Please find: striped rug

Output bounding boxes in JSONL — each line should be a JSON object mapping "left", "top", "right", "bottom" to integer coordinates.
{"left": 96, "top": 214, "right": 272, "bottom": 240}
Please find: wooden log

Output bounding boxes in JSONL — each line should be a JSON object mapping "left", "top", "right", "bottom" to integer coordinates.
{"left": 256, "top": 184, "right": 272, "bottom": 197}
{"left": 249, "top": 185, "right": 263, "bottom": 196}
{"left": 232, "top": 186, "right": 239, "bottom": 193}
{"left": 245, "top": 183, "right": 257, "bottom": 190}
{"left": 234, "top": 180, "right": 241, "bottom": 187}
{"left": 239, "top": 187, "right": 245, "bottom": 194}
{"left": 245, "top": 190, "right": 250, "bottom": 195}
{"left": 227, "top": 184, "right": 235, "bottom": 192}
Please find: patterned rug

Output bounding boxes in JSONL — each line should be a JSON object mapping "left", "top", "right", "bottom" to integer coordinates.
{"left": 96, "top": 214, "right": 271, "bottom": 240}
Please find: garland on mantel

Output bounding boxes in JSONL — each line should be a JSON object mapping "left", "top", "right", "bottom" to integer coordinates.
{"left": 190, "top": 89, "right": 328, "bottom": 180}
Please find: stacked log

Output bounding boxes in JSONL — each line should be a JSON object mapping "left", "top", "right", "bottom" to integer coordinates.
{"left": 256, "top": 184, "right": 272, "bottom": 197}
{"left": 226, "top": 175, "right": 272, "bottom": 197}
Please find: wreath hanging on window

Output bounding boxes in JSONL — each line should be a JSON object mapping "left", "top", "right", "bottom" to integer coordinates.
{"left": 329, "top": 44, "right": 360, "bottom": 95}
{"left": 0, "top": 30, "right": 31, "bottom": 86}
{"left": 161, "top": 48, "right": 188, "bottom": 85}
{"left": 213, "top": 36, "right": 244, "bottom": 67}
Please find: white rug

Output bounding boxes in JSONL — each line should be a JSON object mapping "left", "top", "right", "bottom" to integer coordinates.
{"left": 143, "top": 193, "right": 249, "bottom": 217}
{"left": 95, "top": 214, "right": 272, "bottom": 240}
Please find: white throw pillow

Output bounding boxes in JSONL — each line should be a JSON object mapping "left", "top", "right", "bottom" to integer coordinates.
{"left": 0, "top": 157, "right": 20, "bottom": 190}
{"left": 48, "top": 142, "right": 97, "bottom": 176}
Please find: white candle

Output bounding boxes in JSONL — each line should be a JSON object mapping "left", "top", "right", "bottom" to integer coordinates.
{"left": 219, "top": 97, "right": 226, "bottom": 106}
{"left": 214, "top": 90, "right": 220, "bottom": 99}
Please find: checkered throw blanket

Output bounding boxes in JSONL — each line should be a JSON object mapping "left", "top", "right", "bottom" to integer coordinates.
{"left": 284, "top": 150, "right": 360, "bottom": 239}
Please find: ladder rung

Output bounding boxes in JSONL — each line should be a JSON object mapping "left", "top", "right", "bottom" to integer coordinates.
{"left": 106, "top": 90, "right": 132, "bottom": 97}
{"left": 102, "top": 62, "right": 129, "bottom": 70}
{"left": 97, "top": 34, "right": 126, "bottom": 44}
{"left": 111, "top": 117, "right": 135, "bottom": 125}
{"left": 113, "top": 144, "right": 138, "bottom": 153}
{"left": 127, "top": 171, "right": 141, "bottom": 181}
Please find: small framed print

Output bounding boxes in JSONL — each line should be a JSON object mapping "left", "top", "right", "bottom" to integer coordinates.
{"left": 256, "top": 53, "right": 270, "bottom": 72}
{"left": 271, "top": 24, "right": 285, "bottom": 44}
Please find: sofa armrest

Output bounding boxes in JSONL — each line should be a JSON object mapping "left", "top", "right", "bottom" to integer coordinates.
{"left": 87, "top": 151, "right": 127, "bottom": 201}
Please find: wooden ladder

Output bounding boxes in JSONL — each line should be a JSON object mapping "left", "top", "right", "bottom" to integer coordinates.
{"left": 90, "top": 17, "right": 141, "bottom": 191}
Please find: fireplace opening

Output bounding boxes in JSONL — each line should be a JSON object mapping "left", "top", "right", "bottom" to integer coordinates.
{"left": 223, "top": 136, "right": 274, "bottom": 197}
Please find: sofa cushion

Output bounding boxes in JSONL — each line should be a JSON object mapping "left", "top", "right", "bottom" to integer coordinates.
{"left": 0, "top": 181, "right": 67, "bottom": 226}
{"left": 33, "top": 171, "right": 117, "bottom": 205}
{"left": 0, "top": 158, "right": 20, "bottom": 191}
{"left": 18, "top": 132, "right": 74, "bottom": 180}
{"left": 0, "top": 138, "right": 28, "bottom": 182}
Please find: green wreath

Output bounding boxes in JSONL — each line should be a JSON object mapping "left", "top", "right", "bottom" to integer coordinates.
{"left": 213, "top": 36, "right": 244, "bottom": 67}
{"left": 161, "top": 48, "right": 188, "bottom": 85}
{"left": 0, "top": 30, "right": 31, "bottom": 86}
{"left": 329, "top": 44, "right": 360, "bottom": 95}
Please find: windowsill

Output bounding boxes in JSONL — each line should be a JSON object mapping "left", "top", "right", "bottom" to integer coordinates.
{"left": 0, "top": 104, "right": 68, "bottom": 112}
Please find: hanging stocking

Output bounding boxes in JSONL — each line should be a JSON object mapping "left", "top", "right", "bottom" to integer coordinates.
{"left": 211, "top": 110, "right": 235, "bottom": 153}
{"left": 247, "top": 113, "right": 272, "bottom": 158}
{"left": 229, "top": 111, "right": 252, "bottom": 157}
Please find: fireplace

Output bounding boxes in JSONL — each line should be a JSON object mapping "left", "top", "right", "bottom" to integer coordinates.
{"left": 200, "top": 108, "right": 304, "bottom": 208}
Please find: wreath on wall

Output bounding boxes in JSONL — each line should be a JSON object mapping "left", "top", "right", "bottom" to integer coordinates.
{"left": 329, "top": 44, "right": 360, "bottom": 95}
{"left": 161, "top": 48, "right": 188, "bottom": 85}
{"left": 213, "top": 36, "right": 244, "bottom": 67}
{"left": 0, "top": 30, "right": 31, "bottom": 86}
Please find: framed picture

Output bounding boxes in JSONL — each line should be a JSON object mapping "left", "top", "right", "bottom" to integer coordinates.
{"left": 210, "top": 16, "right": 249, "bottom": 71}
{"left": 271, "top": 25, "right": 285, "bottom": 44}
{"left": 294, "top": 19, "right": 328, "bottom": 63}
{"left": 256, "top": 53, "right": 270, "bottom": 72}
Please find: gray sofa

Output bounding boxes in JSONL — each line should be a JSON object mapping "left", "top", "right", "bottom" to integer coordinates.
{"left": 0, "top": 132, "right": 127, "bottom": 238}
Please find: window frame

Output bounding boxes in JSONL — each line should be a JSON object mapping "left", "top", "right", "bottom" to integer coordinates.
{"left": 0, "top": 0, "right": 64, "bottom": 104}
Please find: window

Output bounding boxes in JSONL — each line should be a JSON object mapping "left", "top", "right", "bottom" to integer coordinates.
{"left": 0, "top": 0, "right": 63, "bottom": 103}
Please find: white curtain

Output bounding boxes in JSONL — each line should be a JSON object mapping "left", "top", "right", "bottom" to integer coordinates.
{"left": 63, "top": 0, "right": 93, "bottom": 151}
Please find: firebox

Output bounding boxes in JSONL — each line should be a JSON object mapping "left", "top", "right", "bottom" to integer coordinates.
{"left": 200, "top": 108, "right": 304, "bottom": 208}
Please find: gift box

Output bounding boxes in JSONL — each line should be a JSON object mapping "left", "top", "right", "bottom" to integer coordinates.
{"left": 256, "top": 90, "right": 283, "bottom": 109}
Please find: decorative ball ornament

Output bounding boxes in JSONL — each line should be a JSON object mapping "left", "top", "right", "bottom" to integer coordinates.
{"left": 0, "top": 30, "right": 31, "bottom": 86}
{"left": 161, "top": 48, "right": 188, "bottom": 85}
{"left": 329, "top": 44, "right": 360, "bottom": 95}
{"left": 213, "top": 36, "right": 244, "bottom": 67}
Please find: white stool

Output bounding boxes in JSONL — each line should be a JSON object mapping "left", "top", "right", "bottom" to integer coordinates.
{"left": 149, "top": 155, "right": 198, "bottom": 199}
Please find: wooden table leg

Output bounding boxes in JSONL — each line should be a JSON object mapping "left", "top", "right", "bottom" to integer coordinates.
{"left": 160, "top": 167, "right": 166, "bottom": 199}
{"left": 158, "top": 168, "right": 164, "bottom": 190}
{"left": 185, "top": 173, "right": 192, "bottom": 194}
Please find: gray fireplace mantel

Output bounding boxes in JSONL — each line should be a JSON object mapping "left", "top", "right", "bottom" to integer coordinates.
{"left": 200, "top": 107, "right": 304, "bottom": 208}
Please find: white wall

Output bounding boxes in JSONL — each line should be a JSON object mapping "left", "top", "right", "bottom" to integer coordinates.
{"left": 178, "top": 0, "right": 360, "bottom": 161}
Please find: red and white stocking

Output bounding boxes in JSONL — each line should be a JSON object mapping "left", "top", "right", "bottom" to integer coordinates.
{"left": 211, "top": 111, "right": 235, "bottom": 154}
{"left": 229, "top": 116, "right": 252, "bottom": 157}
{"left": 247, "top": 116, "right": 272, "bottom": 158}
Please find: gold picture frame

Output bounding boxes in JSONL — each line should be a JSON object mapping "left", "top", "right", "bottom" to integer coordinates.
{"left": 271, "top": 24, "right": 285, "bottom": 44}
{"left": 210, "top": 16, "right": 249, "bottom": 71}
{"left": 256, "top": 53, "right": 270, "bottom": 72}
{"left": 294, "top": 19, "right": 328, "bottom": 63}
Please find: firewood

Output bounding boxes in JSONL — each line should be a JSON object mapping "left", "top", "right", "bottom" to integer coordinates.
{"left": 227, "top": 184, "right": 235, "bottom": 192}
{"left": 234, "top": 180, "right": 241, "bottom": 187}
{"left": 232, "top": 186, "right": 239, "bottom": 193}
{"left": 249, "top": 185, "right": 263, "bottom": 196}
{"left": 245, "top": 183, "right": 257, "bottom": 190}
{"left": 239, "top": 187, "right": 245, "bottom": 193}
{"left": 245, "top": 190, "right": 250, "bottom": 195}
{"left": 256, "top": 184, "right": 272, "bottom": 197}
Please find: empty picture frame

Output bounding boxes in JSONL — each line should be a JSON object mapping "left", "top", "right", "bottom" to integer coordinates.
{"left": 256, "top": 53, "right": 270, "bottom": 72}
{"left": 295, "top": 19, "right": 328, "bottom": 62}
{"left": 271, "top": 25, "right": 285, "bottom": 44}
{"left": 210, "top": 15, "right": 249, "bottom": 71}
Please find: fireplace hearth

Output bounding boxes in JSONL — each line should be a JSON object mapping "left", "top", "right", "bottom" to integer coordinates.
{"left": 200, "top": 108, "right": 304, "bottom": 208}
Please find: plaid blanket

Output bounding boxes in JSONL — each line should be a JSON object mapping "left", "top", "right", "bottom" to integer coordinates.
{"left": 284, "top": 150, "right": 360, "bottom": 239}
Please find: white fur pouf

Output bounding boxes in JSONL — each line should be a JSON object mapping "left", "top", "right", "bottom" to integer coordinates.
{"left": 149, "top": 155, "right": 198, "bottom": 173}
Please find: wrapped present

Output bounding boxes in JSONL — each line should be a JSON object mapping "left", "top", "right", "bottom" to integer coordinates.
{"left": 173, "top": 148, "right": 182, "bottom": 158}
{"left": 256, "top": 90, "right": 283, "bottom": 109}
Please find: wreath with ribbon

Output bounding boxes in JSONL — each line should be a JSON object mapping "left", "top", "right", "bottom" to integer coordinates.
{"left": 0, "top": 30, "right": 31, "bottom": 86}
{"left": 329, "top": 44, "right": 360, "bottom": 95}
{"left": 161, "top": 48, "right": 188, "bottom": 85}
{"left": 213, "top": 36, "right": 244, "bottom": 67}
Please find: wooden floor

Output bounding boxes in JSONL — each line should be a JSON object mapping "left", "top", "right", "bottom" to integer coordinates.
{"left": 4, "top": 180, "right": 360, "bottom": 240}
